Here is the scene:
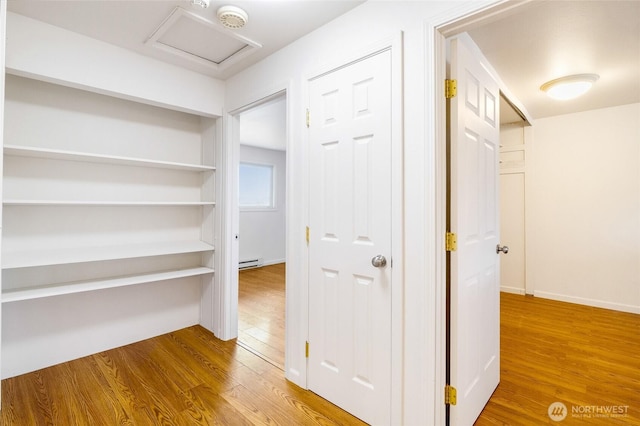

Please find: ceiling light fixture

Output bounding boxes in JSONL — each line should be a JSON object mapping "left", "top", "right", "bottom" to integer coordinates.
{"left": 540, "top": 74, "right": 599, "bottom": 101}
{"left": 190, "top": 0, "right": 209, "bottom": 8}
{"left": 217, "top": 5, "right": 249, "bottom": 29}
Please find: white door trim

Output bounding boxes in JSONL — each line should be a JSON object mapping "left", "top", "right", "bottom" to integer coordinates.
{"left": 302, "top": 32, "right": 404, "bottom": 423}
{"left": 224, "top": 84, "right": 308, "bottom": 386}
{"left": 215, "top": 110, "right": 239, "bottom": 340}
{"left": 523, "top": 125, "right": 535, "bottom": 295}
{"left": 218, "top": 86, "right": 291, "bottom": 342}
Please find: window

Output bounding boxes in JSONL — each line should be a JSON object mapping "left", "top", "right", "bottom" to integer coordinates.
{"left": 239, "top": 162, "right": 275, "bottom": 209}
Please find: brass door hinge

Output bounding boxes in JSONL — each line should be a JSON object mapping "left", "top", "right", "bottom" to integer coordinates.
{"left": 445, "top": 384, "right": 457, "bottom": 405}
{"left": 306, "top": 226, "right": 310, "bottom": 245}
{"left": 305, "top": 341, "right": 309, "bottom": 358}
{"left": 445, "top": 79, "right": 457, "bottom": 99}
{"left": 445, "top": 232, "right": 457, "bottom": 252}
{"left": 306, "top": 108, "right": 310, "bottom": 128}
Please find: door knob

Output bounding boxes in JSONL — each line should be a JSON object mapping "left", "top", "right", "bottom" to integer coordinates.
{"left": 371, "top": 255, "right": 387, "bottom": 268}
{"left": 496, "top": 245, "right": 509, "bottom": 254}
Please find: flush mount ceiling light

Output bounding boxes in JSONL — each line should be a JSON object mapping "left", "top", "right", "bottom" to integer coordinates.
{"left": 540, "top": 73, "right": 600, "bottom": 101}
{"left": 190, "top": 0, "right": 209, "bottom": 8}
{"left": 217, "top": 5, "right": 249, "bottom": 29}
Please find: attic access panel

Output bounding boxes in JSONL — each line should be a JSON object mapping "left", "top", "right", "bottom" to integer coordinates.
{"left": 146, "top": 7, "right": 261, "bottom": 71}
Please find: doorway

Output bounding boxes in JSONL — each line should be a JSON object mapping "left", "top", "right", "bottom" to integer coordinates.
{"left": 234, "top": 92, "right": 287, "bottom": 368}
{"left": 438, "top": 1, "right": 639, "bottom": 424}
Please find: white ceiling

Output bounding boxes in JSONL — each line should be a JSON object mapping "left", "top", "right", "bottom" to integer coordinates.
{"left": 7, "top": 0, "right": 365, "bottom": 80}
{"left": 468, "top": 0, "right": 640, "bottom": 120}
{"left": 239, "top": 94, "right": 286, "bottom": 151}
{"left": 7, "top": 1, "right": 640, "bottom": 123}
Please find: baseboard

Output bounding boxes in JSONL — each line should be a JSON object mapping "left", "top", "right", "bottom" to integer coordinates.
{"left": 238, "top": 259, "right": 284, "bottom": 271}
{"left": 500, "top": 286, "right": 526, "bottom": 295}
{"left": 533, "top": 290, "right": 640, "bottom": 315}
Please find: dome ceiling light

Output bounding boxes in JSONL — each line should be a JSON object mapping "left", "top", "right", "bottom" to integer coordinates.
{"left": 540, "top": 74, "right": 600, "bottom": 101}
{"left": 217, "top": 5, "right": 249, "bottom": 29}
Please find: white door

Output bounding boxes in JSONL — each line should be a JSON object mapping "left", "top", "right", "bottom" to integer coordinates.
{"left": 307, "top": 49, "right": 392, "bottom": 425}
{"left": 449, "top": 37, "right": 501, "bottom": 425}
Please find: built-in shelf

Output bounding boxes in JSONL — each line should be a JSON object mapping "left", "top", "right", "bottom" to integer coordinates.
{"left": 3, "top": 240, "right": 215, "bottom": 269}
{"left": 3, "top": 200, "right": 216, "bottom": 206}
{"left": 1, "top": 76, "right": 220, "bottom": 379}
{"left": 2, "top": 266, "right": 215, "bottom": 303}
{"left": 4, "top": 145, "right": 216, "bottom": 172}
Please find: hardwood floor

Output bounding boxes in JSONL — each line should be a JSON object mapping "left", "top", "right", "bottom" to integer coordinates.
{"left": 476, "top": 292, "right": 640, "bottom": 425}
{"left": 2, "top": 277, "right": 638, "bottom": 425}
{"left": 0, "top": 325, "right": 365, "bottom": 425}
{"left": 238, "top": 263, "right": 286, "bottom": 369}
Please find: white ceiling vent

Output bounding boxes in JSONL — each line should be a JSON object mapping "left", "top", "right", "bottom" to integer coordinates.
{"left": 146, "top": 7, "right": 261, "bottom": 71}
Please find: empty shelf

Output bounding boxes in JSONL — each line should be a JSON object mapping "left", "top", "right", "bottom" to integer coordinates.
{"left": 3, "top": 241, "right": 215, "bottom": 269}
{"left": 2, "top": 267, "right": 215, "bottom": 303}
{"left": 3, "top": 200, "right": 216, "bottom": 206}
{"left": 4, "top": 145, "right": 216, "bottom": 172}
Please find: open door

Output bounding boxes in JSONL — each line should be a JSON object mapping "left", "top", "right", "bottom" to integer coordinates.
{"left": 447, "top": 36, "right": 502, "bottom": 425}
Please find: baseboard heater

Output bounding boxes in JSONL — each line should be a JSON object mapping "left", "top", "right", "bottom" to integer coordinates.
{"left": 239, "top": 258, "right": 264, "bottom": 270}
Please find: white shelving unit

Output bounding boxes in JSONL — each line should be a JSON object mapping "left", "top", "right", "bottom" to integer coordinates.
{"left": 2, "top": 75, "right": 217, "bottom": 298}
{"left": 1, "top": 74, "right": 221, "bottom": 378}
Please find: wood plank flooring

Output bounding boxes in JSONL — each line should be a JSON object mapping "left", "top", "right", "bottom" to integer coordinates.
{"left": 238, "top": 263, "right": 286, "bottom": 369}
{"left": 2, "top": 270, "right": 638, "bottom": 425}
{"left": 0, "top": 325, "right": 365, "bottom": 425}
{"left": 476, "top": 292, "right": 640, "bottom": 425}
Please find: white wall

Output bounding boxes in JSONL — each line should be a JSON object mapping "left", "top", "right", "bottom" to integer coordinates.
{"left": 239, "top": 145, "right": 286, "bottom": 266}
{"left": 6, "top": 12, "right": 224, "bottom": 117}
{"left": 529, "top": 103, "right": 640, "bottom": 313}
{"left": 224, "top": 1, "right": 496, "bottom": 424}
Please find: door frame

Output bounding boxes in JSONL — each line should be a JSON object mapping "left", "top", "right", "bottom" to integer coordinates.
{"left": 431, "top": 1, "right": 535, "bottom": 423}
{"left": 217, "top": 86, "right": 291, "bottom": 341}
